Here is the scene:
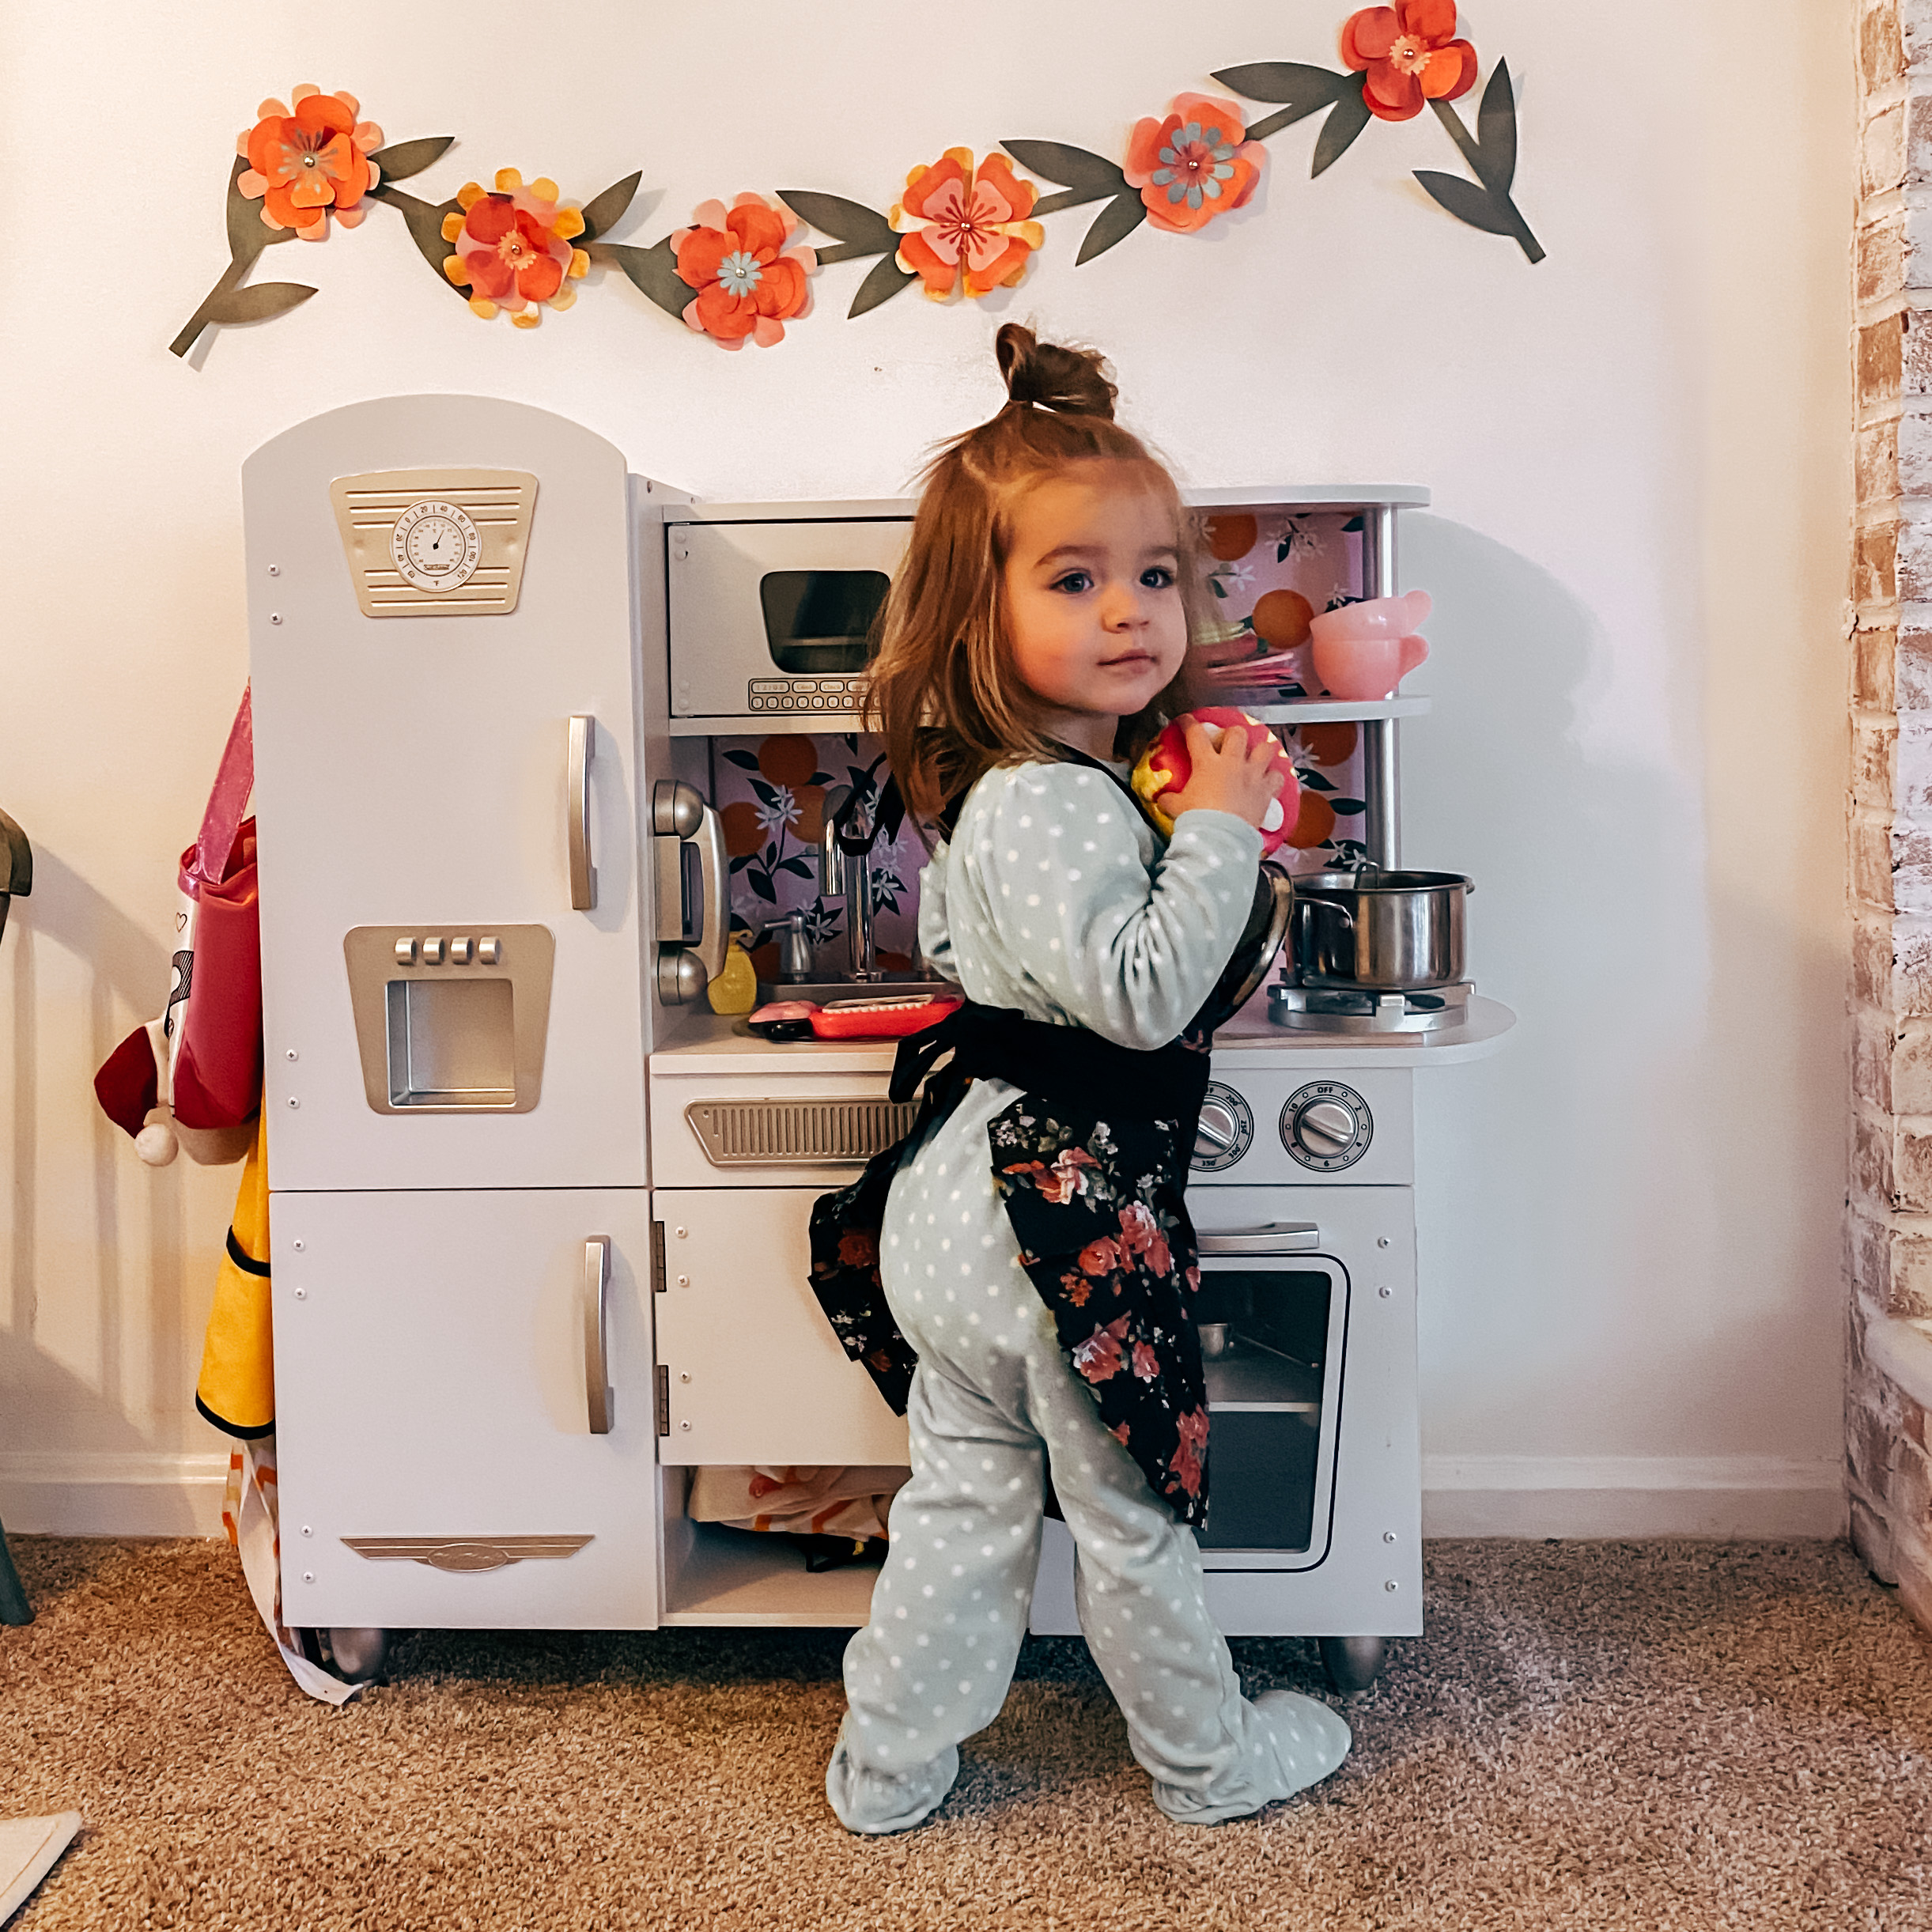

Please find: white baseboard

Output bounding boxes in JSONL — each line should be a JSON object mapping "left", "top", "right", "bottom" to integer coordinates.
{"left": 0, "top": 1450, "right": 1847, "bottom": 1542}
{"left": 1422, "top": 1455, "right": 1847, "bottom": 1538}
{"left": 0, "top": 1451, "right": 231, "bottom": 1538}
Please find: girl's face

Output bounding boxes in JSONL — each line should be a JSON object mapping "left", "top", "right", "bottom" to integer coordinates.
{"left": 1001, "top": 463, "right": 1189, "bottom": 759}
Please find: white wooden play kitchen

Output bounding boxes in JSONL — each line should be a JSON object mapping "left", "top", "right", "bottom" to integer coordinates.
{"left": 248, "top": 395, "right": 1510, "bottom": 1691}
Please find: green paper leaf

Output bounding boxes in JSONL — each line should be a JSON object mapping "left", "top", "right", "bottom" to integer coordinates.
{"left": 1476, "top": 59, "right": 1518, "bottom": 197}
{"left": 722, "top": 749, "right": 762, "bottom": 770}
{"left": 1413, "top": 171, "right": 1514, "bottom": 236}
{"left": 371, "top": 183, "right": 468, "bottom": 286}
{"left": 203, "top": 282, "right": 318, "bottom": 326}
{"left": 578, "top": 170, "right": 643, "bottom": 243}
{"left": 1075, "top": 191, "right": 1146, "bottom": 266}
{"left": 848, "top": 251, "right": 917, "bottom": 318}
{"left": 1331, "top": 799, "right": 1367, "bottom": 815}
{"left": 1297, "top": 769, "right": 1338, "bottom": 792}
{"left": 777, "top": 191, "right": 895, "bottom": 255}
{"left": 1212, "top": 63, "right": 1353, "bottom": 134}
{"left": 366, "top": 136, "right": 455, "bottom": 184}
{"left": 587, "top": 238, "right": 689, "bottom": 319}
{"left": 1000, "top": 139, "right": 1126, "bottom": 202}
{"left": 1312, "top": 86, "right": 1373, "bottom": 177}
{"left": 224, "top": 157, "right": 274, "bottom": 263}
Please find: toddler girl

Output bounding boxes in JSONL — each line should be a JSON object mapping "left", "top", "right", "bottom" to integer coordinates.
{"left": 816, "top": 325, "right": 1352, "bottom": 1832}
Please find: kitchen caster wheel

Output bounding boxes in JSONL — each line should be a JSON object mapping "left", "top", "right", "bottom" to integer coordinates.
{"left": 1319, "top": 1635, "right": 1386, "bottom": 1692}
{"left": 323, "top": 1627, "right": 391, "bottom": 1683}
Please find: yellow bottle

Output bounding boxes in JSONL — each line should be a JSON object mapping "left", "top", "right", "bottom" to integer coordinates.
{"left": 708, "top": 931, "right": 758, "bottom": 1016}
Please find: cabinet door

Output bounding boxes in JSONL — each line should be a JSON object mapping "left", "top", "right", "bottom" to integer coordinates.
{"left": 655, "top": 1189, "right": 909, "bottom": 1466}
{"left": 272, "top": 1187, "right": 658, "bottom": 1628}
{"left": 247, "top": 398, "right": 648, "bottom": 1193}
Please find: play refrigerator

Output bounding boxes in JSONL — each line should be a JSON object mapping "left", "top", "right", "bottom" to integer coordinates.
{"left": 248, "top": 395, "right": 698, "bottom": 1631}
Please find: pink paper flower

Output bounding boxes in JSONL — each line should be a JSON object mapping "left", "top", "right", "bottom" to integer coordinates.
{"left": 890, "top": 149, "right": 1044, "bottom": 301}
{"left": 673, "top": 194, "right": 816, "bottom": 349}
{"left": 442, "top": 171, "right": 588, "bottom": 327}
{"left": 1341, "top": 0, "right": 1480, "bottom": 123}
{"left": 236, "top": 85, "right": 383, "bottom": 240}
{"left": 1122, "top": 94, "right": 1265, "bottom": 235}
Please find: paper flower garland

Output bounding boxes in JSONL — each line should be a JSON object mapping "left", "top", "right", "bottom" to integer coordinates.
{"left": 237, "top": 87, "right": 383, "bottom": 240}
{"left": 174, "top": 10, "right": 1544, "bottom": 359}
{"left": 671, "top": 195, "right": 816, "bottom": 347}
{"left": 441, "top": 171, "right": 588, "bottom": 325}
{"left": 889, "top": 151, "right": 1042, "bottom": 301}
{"left": 1121, "top": 95, "right": 1265, "bottom": 233}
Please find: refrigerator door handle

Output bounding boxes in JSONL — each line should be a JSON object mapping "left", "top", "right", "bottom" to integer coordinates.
{"left": 583, "top": 1235, "right": 613, "bottom": 1434}
{"left": 568, "top": 715, "right": 597, "bottom": 911}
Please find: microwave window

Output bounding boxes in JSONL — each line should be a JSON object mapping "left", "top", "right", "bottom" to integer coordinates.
{"left": 759, "top": 569, "right": 890, "bottom": 675}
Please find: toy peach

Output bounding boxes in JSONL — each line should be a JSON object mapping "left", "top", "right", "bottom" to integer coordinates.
{"left": 1131, "top": 708, "right": 1300, "bottom": 856}
{"left": 1307, "top": 591, "right": 1431, "bottom": 701}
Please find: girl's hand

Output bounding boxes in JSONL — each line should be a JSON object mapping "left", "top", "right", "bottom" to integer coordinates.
{"left": 1163, "top": 720, "right": 1285, "bottom": 831}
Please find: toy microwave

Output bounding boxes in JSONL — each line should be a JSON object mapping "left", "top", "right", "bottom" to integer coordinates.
{"left": 664, "top": 501, "right": 913, "bottom": 735}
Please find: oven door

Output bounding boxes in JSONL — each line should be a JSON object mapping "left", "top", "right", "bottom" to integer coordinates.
{"left": 1193, "top": 1225, "right": 1348, "bottom": 1569}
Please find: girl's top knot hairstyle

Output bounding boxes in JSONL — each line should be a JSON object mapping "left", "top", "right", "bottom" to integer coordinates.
{"left": 996, "top": 323, "right": 1118, "bottom": 421}
{"left": 866, "top": 325, "right": 1203, "bottom": 823}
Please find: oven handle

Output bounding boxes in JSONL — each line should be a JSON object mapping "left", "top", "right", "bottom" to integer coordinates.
{"left": 583, "top": 1235, "right": 612, "bottom": 1435}
{"left": 1197, "top": 1223, "right": 1321, "bottom": 1253}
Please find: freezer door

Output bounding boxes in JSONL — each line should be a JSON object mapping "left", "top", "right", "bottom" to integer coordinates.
{"left": 655, "top": 1188, "right": 909, "bottom": 1465}
{"left": 247, "top": 396, "right": 648, "bottom": 1191}
{"left": 272, "top": 1188, "right": 659, "bottom": 1629}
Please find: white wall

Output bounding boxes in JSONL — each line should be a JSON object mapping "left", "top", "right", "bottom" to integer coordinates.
{"left": 0, "top": 0, "right": 1852, "bottom": 1536}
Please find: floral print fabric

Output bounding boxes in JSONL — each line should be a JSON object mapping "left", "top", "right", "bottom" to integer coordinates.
{"left": 990, "top": 1099, "right": 1212, "bottom": 1526}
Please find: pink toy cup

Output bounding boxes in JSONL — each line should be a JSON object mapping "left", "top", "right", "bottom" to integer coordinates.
{"left": 1307, "top": 592, "right": 1431, "bottom": 701}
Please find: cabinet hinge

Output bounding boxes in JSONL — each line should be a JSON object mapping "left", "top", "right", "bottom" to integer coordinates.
{"left": 650, "top": 1219, "right": 667, "bottom": 1294}
{"left": 655, "top": 1363, "right": 671, "bottom": 1437}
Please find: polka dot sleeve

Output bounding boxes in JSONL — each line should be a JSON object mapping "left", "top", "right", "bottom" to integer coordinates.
{"left": 951, "top": 762, "right": 1262, "bottom": 1052}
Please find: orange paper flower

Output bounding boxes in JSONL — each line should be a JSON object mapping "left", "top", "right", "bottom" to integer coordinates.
{"left": 1122, "top": 95, "right": 1265, "bottom": 234}
{"left": 890, "top": 150, "right": 1042, "bottom": 301}
{"left": 236, "top": 85, "right": 383, "bottom": 240}
{"left": 440, "top": 171, "right": 588, "bottom": 327}
{"left": 1340, "top": 0, "right": 1479, "bottom": 123}
{"left": 672, "top": 195, "right": 816, "bottom": 349}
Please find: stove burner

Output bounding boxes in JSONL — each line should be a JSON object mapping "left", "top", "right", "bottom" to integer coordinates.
{"left": 1267, "top": 980, "right": 1474, "bottom": 1034}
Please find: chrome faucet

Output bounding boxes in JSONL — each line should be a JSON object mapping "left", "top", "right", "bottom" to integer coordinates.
{"left": 819, "top": 785, "right": 883, "bottom": 981}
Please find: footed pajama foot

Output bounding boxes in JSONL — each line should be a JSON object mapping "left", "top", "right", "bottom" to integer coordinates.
{"left": 826, "top": 1721, "right": 961, "bottom": 1835}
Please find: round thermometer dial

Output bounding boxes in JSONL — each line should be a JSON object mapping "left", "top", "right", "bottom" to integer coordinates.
{"left": 391, "top": 500, "right": 482, "bottom": 592}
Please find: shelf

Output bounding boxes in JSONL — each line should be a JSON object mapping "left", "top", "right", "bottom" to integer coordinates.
{"left": 1243, "top": 696, "right": 1431, "bottom": 724}
{"left": 660, "top": 1522, "right": 883, "bottom": 1627}
{"left": 1203, "top": 1344, "right": 1323, "bottom": 1413}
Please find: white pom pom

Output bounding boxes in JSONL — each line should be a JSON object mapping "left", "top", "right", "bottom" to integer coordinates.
{"left": 135, "top": 1119, "right": 179, "bottom": 1167}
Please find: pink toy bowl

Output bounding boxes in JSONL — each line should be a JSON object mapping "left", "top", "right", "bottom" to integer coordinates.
{"left": 1308, "top": 591, "right": 1431, "bottom": 701}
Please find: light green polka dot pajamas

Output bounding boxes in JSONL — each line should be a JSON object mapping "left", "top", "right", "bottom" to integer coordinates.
{"left": 825, "top": 761, "right": 1352, "bottom": 1832}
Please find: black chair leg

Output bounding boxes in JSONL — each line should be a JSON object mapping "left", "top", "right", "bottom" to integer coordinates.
{"left": 0, "top": 1517, "right": 32, "bottom": 1624}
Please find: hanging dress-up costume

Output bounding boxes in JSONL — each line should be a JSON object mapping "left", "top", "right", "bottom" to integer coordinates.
{"left": 809, "top": 756, "right": 1351, "bottom": 1832}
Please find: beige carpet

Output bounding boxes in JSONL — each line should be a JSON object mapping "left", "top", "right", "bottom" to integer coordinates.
{"left": 2, "top": 1535, "right": 1928, "bottom": 1930}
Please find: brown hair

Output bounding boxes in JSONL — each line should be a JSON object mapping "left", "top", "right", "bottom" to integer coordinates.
{"left": 865, "top": 323, "right": 1205, "bottom": 823}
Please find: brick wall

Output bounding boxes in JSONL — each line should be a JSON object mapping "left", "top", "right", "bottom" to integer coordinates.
{"left": 1849, "top": 0, "right": 1932, "bottom": 1632}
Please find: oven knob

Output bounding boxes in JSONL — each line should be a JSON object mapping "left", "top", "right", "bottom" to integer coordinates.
{"left": 1281, "top": 1081, "right": 1373, "bottom": 1171}
{"left": 1299, "top": 1102, "right": 1357, "bottom": 1155}
{"left": 1191, "top": 1082, "right": 1253, "bottom": 1172}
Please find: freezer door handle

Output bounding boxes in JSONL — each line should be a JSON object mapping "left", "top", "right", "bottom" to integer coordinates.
{"left": 568, "top": 715, "right": 597, "bottom": 911}
{"left": 1198, "top": 1223, "right": 1321, "bottom": 1253}
{"left": 583, "top": 1235, "right": 613, "bottom": 1434}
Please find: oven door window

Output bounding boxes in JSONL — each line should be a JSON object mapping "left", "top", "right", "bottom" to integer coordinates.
{"left": 758, "top": 569, "right": 890, "bottom": 675}
{"left": 1193, "top": 1261, "right": 1348, "bottom": 1560}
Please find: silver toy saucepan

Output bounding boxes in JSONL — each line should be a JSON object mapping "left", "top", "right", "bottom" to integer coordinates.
{"left": 1290, "top": 868, "right": 1472, "bottom": 992}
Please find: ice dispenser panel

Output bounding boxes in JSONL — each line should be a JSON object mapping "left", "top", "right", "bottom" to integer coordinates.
{"left": 344, "top": 924, "right": 554, "bottom": 1113}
